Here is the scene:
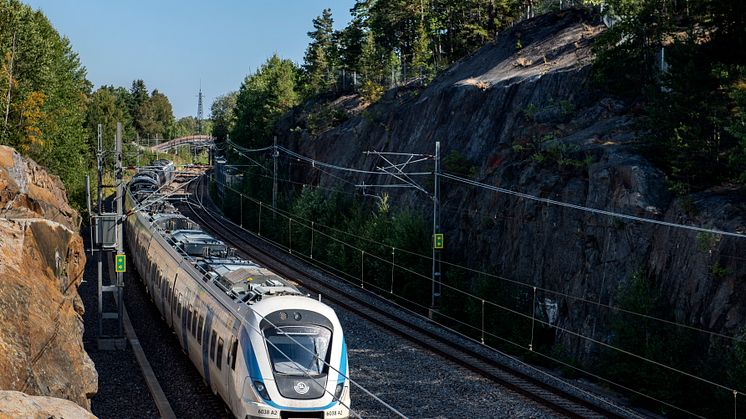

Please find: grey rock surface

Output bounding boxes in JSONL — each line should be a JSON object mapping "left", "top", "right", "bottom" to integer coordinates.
{"left": 276, "top": 8, "right": 746, "bottom": 362}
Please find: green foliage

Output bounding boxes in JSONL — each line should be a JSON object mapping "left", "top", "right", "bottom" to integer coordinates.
{"left": 360, "top": 79, "right": 384, "bottom": 103}
{"left": 442, "top": 150, "right": 477, "bottom": 178}
{"left": 306, "top": 103, "right": 348, "bottom": 135}
{"left": 172, "top": 116, "right": 212, "bottom": 138}
{"left": 303, "top": 9, "right": 338, "bottom": 95}
{"left": 695, "top": 232, "right": 719, "bottom": 253}
{"left": 593, "top": 0, "right": 746, "bottom": 188}
{"left": 231, "top": 55, "right": 300, "bottom": 148}
{"left": 296, "top": 0, "right": 543, "bottom": 96}
{"left": 85, "top": 86, "right": 136, "bottom": 166}
{"left": 0, "top": 0, "right": 90, "bottom": 209}
{"left": 708, "top": 262, "right": 728, "bottom": 279}
{"left": 138, "top": 89, "right": 175, "bottom": 139}
{"left": 210, "top": 91, "right": 237, "bottom": 141}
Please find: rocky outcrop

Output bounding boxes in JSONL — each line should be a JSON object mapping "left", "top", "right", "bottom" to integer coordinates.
{"left": 0, "top": 391, "right": 96, "bottom": 419}
{"left": 277, "top": 10, "right": 746, "bottom": 359}
{"left": 0, "top": 146, "right": 97, "bottom": 409}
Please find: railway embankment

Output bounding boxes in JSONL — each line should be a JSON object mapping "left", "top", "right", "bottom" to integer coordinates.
{"left": 0, "top": 145, "right": 97, "bottom": 412}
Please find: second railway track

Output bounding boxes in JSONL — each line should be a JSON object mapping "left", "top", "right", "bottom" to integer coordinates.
{"left": 180, "top": 174, "right": 635, "bottom": 419}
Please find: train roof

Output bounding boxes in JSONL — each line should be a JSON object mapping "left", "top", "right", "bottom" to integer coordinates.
{"left": 127, "top": 167, "right": 303, "bottom": 307}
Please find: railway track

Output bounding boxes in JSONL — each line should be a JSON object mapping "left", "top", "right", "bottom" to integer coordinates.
{"left": 122, "top": 253, "right": 232, "bottom": 419}
{"left": 180, "top": 175, "right": 634, "bottom": 419}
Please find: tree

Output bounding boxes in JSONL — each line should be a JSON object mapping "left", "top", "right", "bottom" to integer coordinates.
{"left": 85, "top": 87, "right": 134, "bottom": 165}
{"left": 0, "top": 0, "right": 90, "bottom": 208}
{"left": 210, "top": 91, "right": 237, "bottom": 141}
{"left": 129, "top": 79, "right": 149, "bottom": 137}
{"left": 231, "top": 55, "right": 300, "bottom": 148}
{"left": 336, "top": 16, "right": 366, "bottom": 75}
{"left": 138, "top": 89, "right": 175, "bottom": 139}
{"left": 303, "top": 8, "right": 338, "bottom": 94}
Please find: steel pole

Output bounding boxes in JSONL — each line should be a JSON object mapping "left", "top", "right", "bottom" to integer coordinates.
{"left": 431, "top": 141, "right": 441, "bottom": 315}
{"left": 115, "top": 122, "right": 124, "bottom": 337}
{"left": 272, "top": 136, "right": 278, "bottom": 211}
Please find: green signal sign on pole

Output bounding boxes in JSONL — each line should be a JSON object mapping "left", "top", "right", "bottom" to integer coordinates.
{"left": 115, "top": 254, "right": 126, "bottom": 273}
{"left": 433, "top": 233, "right": 444, "bottom": 249}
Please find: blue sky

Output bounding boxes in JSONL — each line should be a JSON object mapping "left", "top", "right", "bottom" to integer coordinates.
{"left": 24, "top": 1, "right": 353, "bottom": 118}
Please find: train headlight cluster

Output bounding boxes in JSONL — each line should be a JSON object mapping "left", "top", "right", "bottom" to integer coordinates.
{"left": 334, "top": 382, "right": 345, "bottom": 400}
{"left": 253, "top": 381, "right": 271, "bottom": 401}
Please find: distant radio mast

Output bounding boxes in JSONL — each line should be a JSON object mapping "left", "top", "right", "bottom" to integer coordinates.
{"left": 197, "top": 84, "right": 204, "bottom": 135}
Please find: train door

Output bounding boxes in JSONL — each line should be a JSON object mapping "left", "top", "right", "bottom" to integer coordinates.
{"left": 190, "top": 302, "right": 205, "bottom": 372}
{"left": 168, "top": 273, "right": 178, "bottom": 327}
{"left": 226, "top": 334, "right": 239, "bottom": 412}
{"left": 208, "top": 326, "right": 220, "bottom": 395}
{"left": 180, "top": 292, "right": 190, "bottom": 356}
{"left": 209, "top": 322, "right": 229, "bottom": 401}
{"left": 159, "top": 270, "right": 166, "bottom": 315}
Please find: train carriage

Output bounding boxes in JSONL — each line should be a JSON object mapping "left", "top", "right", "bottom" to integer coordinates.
{"left": 125, "top": 163, "right": 350, "bottom": 419}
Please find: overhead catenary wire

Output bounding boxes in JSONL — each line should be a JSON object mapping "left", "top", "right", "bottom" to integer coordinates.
{"left": 217, "top": 147, "right": 746, "bottom": 345}
{"left": 197, "top": 178, "right": 676, "bottom": 418}
{"left": 439, "top": 171, "right": 746, "bottom": 239}
{"left": 185, "top": 181, "right": 409, "bottom": 419}
{"left": 216, "top": 174, "right": 746, "bottom": 345}
{"left": 135, "top": 186, "right": 406, "bottom": 419}
{"left": 213, "top": 177, "right": 746, "bottom": 404}
{"left": 211, "top": 144, "right": 746, "bottom": 416}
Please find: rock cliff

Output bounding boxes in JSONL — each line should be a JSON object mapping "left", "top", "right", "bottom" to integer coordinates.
{"left": 0, "top": 145, "right": 97, "bottom": 410}
{"left": 277, "top": 10, "right": 746, "bottom": 359}
{"left": 0, "top": 391, "right": 95, "bottom": 419}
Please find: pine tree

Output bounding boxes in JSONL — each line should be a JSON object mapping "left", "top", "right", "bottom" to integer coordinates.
{"left": 303, "top": 9, "right": 337, "bottom": 94}
{"left": 129, "top": 79, "right": 149, "bottom": 138}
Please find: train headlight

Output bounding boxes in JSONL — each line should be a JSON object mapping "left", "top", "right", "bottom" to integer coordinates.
{"left": 253, "top": 381, "right": 271, "bottom": 401}
{"left": 334, "top": 382, "right": 345, "bottom": 400}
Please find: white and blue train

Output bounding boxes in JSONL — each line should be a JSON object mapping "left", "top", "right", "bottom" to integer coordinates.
{"left": 125, "top": 162, "right": 351, "bottom": 419}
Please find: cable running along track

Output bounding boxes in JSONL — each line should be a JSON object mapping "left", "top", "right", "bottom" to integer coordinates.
{"left": 181, "top": 175, "right": 631, "bottom": 419}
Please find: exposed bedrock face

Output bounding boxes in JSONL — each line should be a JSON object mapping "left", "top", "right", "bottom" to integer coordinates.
{"left": 277, "top": 10, "right": 746, "bottom": 360}
{"left": 0, "top": 391, "right": 96, "bottom": 418}
{"left": 0, "top": 146, "right": 97, "bottom": 410}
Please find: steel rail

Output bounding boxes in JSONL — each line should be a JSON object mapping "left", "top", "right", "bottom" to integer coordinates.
{"left": 182, "top": 175, "right": 631, "bottom": 419}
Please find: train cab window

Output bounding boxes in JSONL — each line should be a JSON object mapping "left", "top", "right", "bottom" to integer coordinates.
{"left": 210, "top": 331, "right": 217, "bottom": 360}
{"left": 264, "top": 326, "right": 332, "bottom": 376}
{"left": 216, "top": 337, "right": 224, "bottom": 370}
{"left": 197, "top": 315, "right": 204, "bottom": 344}
{"left": 230, "top": 339, "right": 238, "bottom": 370}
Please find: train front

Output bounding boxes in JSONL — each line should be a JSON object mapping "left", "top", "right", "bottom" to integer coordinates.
{"left": 239, "top": 296, "right": 350, "bottom": 419}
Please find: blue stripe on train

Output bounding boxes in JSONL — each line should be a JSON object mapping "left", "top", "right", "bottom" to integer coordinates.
{"left": 240, "top": 325, "right": 344, "bottom": 411}
{"left": 338, "top": 338, "right": 347, "bottom": 385}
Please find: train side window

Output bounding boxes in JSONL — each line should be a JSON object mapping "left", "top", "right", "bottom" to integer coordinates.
{"left": 191, "top": 311, "right": 198, "bottom": 337}
{"left": 216, "top": 337, "right": 224, "bottom": 370}
{"left": 210, "top": 331, "right": 217, "bottom": 360}
{"left": 197, "top": 315, "right": 204, "bottom": 344}
{"left": 230, "top": 338, "right": 238, "bottom": 370}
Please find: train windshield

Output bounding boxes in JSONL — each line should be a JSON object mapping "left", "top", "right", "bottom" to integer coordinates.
{"left": 265, "top": 326, "right": 331, "bottom": 376}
